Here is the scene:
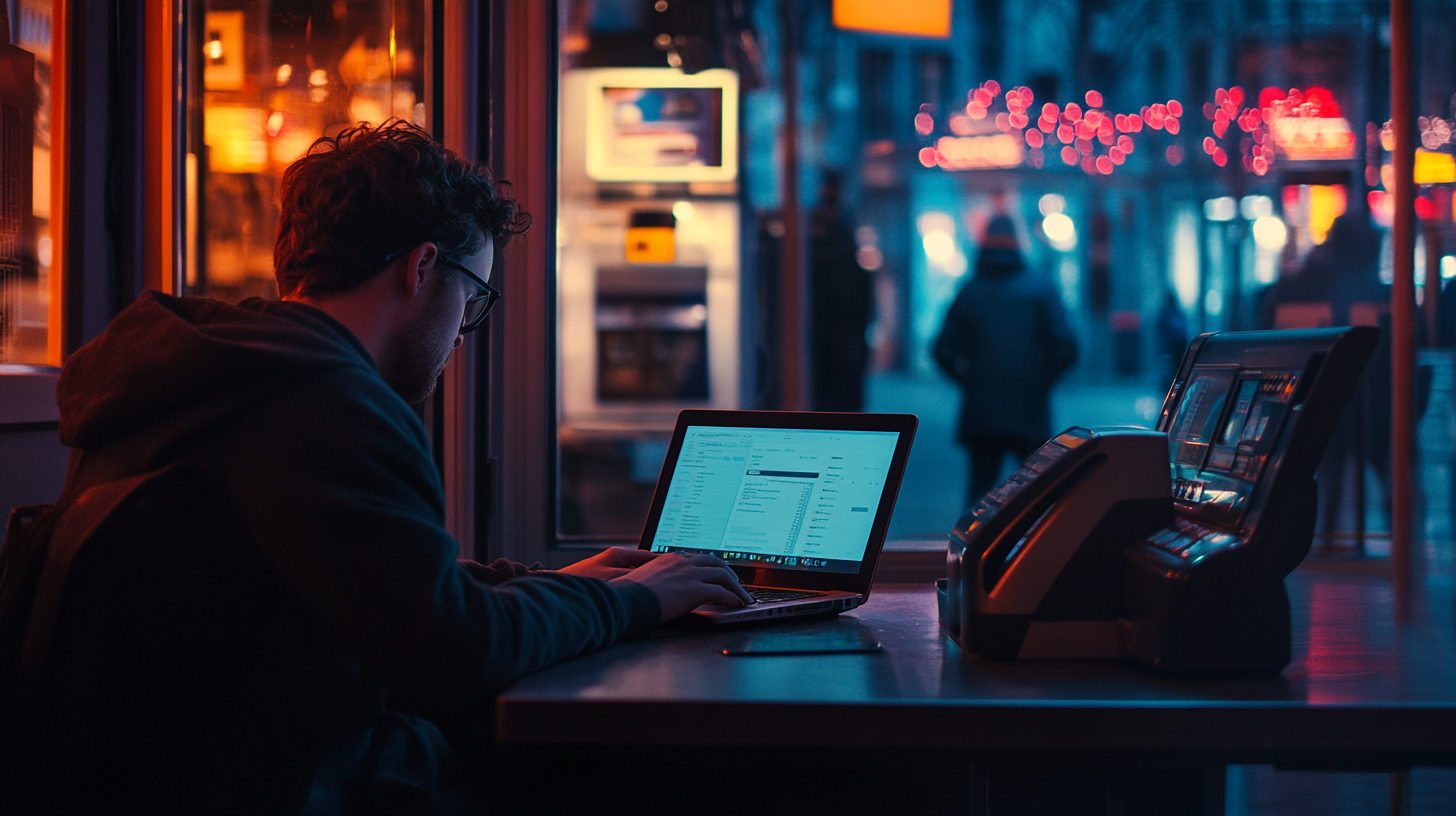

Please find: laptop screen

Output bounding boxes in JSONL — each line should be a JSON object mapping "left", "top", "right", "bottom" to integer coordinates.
{"left": 647, "top": 425, "right": 901, "bottom": 574}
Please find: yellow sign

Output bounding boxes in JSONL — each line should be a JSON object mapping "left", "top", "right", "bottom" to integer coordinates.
{"left": 1415, "top": 149, "right": 1456, "bottom": 185}
{"left": 625, "top": 227, "right": 676, "bottom": 264}
{"left": 833, "top": 0, "right": 952, "bottom": 38}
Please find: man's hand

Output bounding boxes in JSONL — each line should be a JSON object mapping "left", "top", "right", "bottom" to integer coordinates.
{"left": 609, "top": 552, "right": 754, "bottom": 622}
{"left": 557, "top": 546, "right": 656, "bottom": 581}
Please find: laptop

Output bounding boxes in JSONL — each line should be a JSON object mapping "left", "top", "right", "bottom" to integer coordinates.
{"left": 638, "top": 409, "right": 918, "bottom": 623}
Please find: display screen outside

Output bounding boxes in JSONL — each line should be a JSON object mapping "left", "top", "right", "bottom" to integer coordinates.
{"left": 601, "top": 87, "right": 724, "bottom": 169}
{"left": 1167, "top": 367, "right": 1295, "bottom": 527}
{"left": 649, "top": 426, "right": 900, "bottom": 574}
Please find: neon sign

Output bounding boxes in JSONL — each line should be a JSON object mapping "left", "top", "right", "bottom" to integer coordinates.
{"left": 930, "top": 134, "right": 1024, "bottom": 170}
{"left": 1264, "top": 87, "right": 1356, "bottom": 161}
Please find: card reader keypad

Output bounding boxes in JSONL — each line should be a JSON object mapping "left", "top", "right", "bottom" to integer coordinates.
{"left": 1146, "top": 518, "right": 1239, "bottom": 562}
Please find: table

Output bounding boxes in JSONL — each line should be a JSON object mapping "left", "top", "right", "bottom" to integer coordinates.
{"left": 493, "top": 563, "right": 1455, "bottom": 814}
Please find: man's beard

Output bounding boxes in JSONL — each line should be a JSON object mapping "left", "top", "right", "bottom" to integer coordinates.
{"left": 382, "top": 299, "right": 456, "bottom": 405}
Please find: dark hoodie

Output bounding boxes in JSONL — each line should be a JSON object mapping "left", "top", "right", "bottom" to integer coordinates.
{"left": 23, "top": 291, "right": 659, "bottom": 812}
{"left": 933, "top": 248, "right": 1079, "bottom": 443}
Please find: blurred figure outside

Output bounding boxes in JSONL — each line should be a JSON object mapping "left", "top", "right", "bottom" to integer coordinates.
{"left": 934, "top": 215, "right": 1079, "bottom": 507}
{"left": 1154, "top": 287, "right": 1190, "bottom": 386}
{"left": 1257, "top": 212, "right": 1417, "bottom": 542}
{"left": 810, "top": 171, "right": 873, "bottom": 412}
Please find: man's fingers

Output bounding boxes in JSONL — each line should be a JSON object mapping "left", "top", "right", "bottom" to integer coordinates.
{"left": 695, "top": 564, "right": 753, "bottom": 605}
{"left": 605, "top": 548, "right": 656, "bottom": 566}
{"left": 706, "top": 586, "right": 748, "bottom": 608}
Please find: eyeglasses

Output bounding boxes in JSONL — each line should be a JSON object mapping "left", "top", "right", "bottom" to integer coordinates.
{"left": 383, "top": 250, "right": 501, "bottom": 334}
{"left": 435, "top": 256, "right": 500, "bottom": 334}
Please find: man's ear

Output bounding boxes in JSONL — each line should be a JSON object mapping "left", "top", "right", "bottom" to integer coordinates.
{"left": 402, "top": 242, "right": 440, "bottom": 298}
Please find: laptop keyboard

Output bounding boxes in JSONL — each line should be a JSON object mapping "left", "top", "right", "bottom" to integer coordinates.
{"left": 746, "top": 586, "right": 825, "bottom": 604}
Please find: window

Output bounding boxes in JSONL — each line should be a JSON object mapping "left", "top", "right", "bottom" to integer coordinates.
{"left": 1, "top": 0, "right": 60, "bottom": 366}
{"left": 184, "top": 0, "right": 428, "bottom": 303}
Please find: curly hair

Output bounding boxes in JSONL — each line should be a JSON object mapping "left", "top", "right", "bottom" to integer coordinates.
{"left": 274, "top": 119, "right": 531, "bottom": 298}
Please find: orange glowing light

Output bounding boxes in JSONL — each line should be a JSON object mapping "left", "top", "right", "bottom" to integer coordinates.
{"left": 1043, "top": 103, "right": 1059, "bottom": 121}
{"left": 1165, "top": 117, "right": 1180, "bottom": 135}
{"left": 1038, "top": 117, "right": 1056, "bottom": 133}
{"left": 1096, "top": 155, "right": 1114, "bottom": 174}
{"left": 1025, "top": 129, "right": 1044, "bottom": 148}
{"left": 1064, "top": 103, "right": 1083, "bottom": 122}
{"left": 914, "top": 112, "right": 935, "bottom": 135}
{"left": 918, "top": 147, "right": 938, "bottom": 167}
{"left": 833, "top": 0, "right": 952, "bottom": 38}
{"left": 1086, "top": 90, "right": 1104, "bottom": 108}
{"left": 1061, "top": 146, "right": 1078, "bottom": 165}
{"left": 1306, "top": 185, "right": 1347, "bottom": 244}
{"left": 933, "top": 134, "right": 1024, "bottom": 170}
{"left": 1167, "top": 99, "right": 1183, "bottom": 117}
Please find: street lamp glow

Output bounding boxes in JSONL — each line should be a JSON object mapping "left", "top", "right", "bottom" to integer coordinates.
{"left": 923, "top": 231, "right": 957, "bottom": 264}
{"left": 1204, "top": 197, "right": 1237, "bottom": 222}
{"left": 1042, "top": 212, "right": 1076, "bottom": 250}
{"left": 1252, "top": 216, "right": 1288, "bottom": 251}
{"left": 1240, "top": 195, "right": 1273, "bottom": 220}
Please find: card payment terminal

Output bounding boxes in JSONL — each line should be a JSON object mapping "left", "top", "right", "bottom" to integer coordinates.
{"left": 941, "top": 327, "right": 1379, "bottom": 674}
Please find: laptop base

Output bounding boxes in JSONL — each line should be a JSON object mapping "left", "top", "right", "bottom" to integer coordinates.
{"left": 689, "top": 590, "right": 862, "bottom": 623}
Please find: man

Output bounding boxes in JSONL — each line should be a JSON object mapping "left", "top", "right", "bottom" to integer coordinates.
{"left": 933, "top": 214, "right": 1078, "bottom": 505}
{"left": 6, "top": 121, "right": 750, "bottom": 812}
{"left": 809, "top": 170, "right": 873, "bottom": 413}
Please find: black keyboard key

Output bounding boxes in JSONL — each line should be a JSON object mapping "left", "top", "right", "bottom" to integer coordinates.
{"left": 746, "top": 587, "right": 824, "bottom": 603}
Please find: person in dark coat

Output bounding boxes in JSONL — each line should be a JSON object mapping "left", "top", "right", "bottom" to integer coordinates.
{"left": 934, "top": 215, "right": 1079, "bottom": 505}
{"left": 810, "top": 171, "right": 874, "bottom": 412}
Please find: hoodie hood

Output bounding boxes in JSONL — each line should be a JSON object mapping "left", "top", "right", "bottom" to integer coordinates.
{"left": 58, "top": 291, "right": 377, "bottom": 451}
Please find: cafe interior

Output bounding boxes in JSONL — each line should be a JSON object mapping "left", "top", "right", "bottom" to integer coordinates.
{"left": 1, "top": 0, "right": 1455, "bottom": 813}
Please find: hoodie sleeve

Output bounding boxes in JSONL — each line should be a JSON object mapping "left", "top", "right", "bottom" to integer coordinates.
{"left": 221, "top": 366, "right": 660, "bottom": 707}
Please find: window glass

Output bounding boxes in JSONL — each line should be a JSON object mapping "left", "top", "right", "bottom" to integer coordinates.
{"left": 185, "top": 0, "right": 427, "bottom": 302}
{"left": 1, "top": 0, "right": 58, "bottom": 366}
{"left": 556, "top": 0, "right": 1454, "bottom": 550}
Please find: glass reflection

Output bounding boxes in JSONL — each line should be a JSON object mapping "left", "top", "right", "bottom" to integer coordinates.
{"left": 188, "top": 0, "right": 426, "bottom": 302}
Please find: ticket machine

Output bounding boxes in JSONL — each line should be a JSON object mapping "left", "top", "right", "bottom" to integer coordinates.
{"left": 942, "top": 327, "right": 1379, "bottom": 674}
{"left": 1121, "top": 326, "right": 1378, "bottom": 673}
{"left": 558, "top": 67, "right": 747, "bottom": 431}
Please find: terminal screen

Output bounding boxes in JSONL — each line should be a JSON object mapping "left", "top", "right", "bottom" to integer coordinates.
{"left": 649, "top": 426, "right": 900, "bottom": 574}
{"left": 1167, "top": 367, "right": 1295, "bottom": 527}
